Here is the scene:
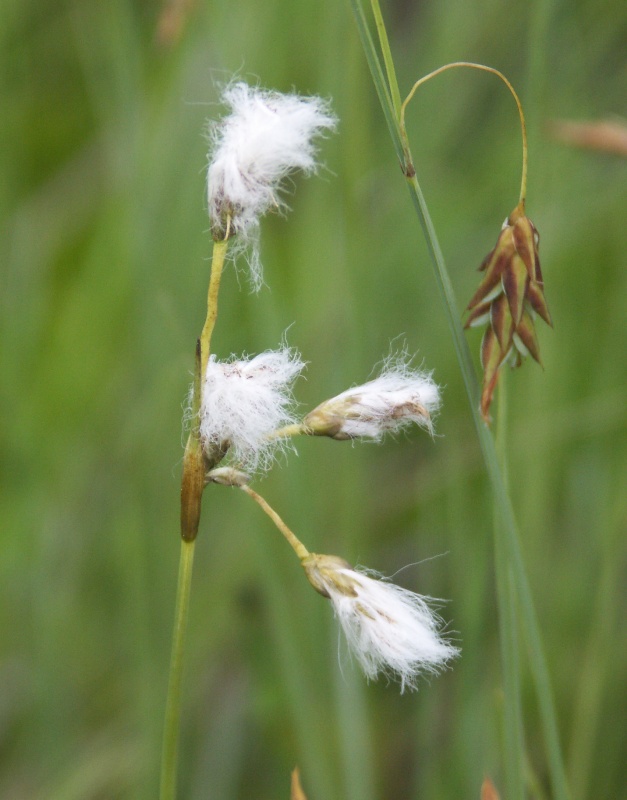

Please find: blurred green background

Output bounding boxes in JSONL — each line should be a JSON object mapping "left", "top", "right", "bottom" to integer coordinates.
{"left": 1, "top": 0, "right": 626, "bottom": 797}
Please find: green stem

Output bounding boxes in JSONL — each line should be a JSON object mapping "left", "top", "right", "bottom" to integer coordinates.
{"left": 160, "top": 539, "right": 196, "bottom": 800}
{"left": 495, "top": 376, "right": 525, "bottom": 800}
{"left": 163, "top": 229, "right": 231, "bottom": 797}
{"left": 180, "top": 233, "right": 231, "bottom": 542}
{"left": 349, "top": 4, "right": 569, "bottom": 798}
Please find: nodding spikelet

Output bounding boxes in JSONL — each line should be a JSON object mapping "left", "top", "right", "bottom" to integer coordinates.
{"left": 199, "top": 347, "right": 305, "bottom": 472}
{"left": 465, "top": 202, "right": 552, "bottom": 422}
{"left": 207, "top": 82, "right": 337, "bottom": 290}
{"left": 303, "top": 352, "right": 440, "bottom": 440}
{"left": 302, "top": 554, "right": 459, "bottom": 692}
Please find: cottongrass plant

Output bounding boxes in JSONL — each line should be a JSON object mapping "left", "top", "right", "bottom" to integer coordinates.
{"left": 161, "top": 80, "right": 457, "bottom": 799}
{"left": 350, "top": 0, "right": 569, "bottom": 798}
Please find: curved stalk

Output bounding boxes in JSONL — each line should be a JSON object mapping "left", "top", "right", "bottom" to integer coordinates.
{"left": 240, "top": 484, "right": 310, "bottom": 561}
{"left": 400, "top": 62, "right": 528, "bottom": 206}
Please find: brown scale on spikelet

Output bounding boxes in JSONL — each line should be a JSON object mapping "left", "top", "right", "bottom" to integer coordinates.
{"left": 465, "top": 201, "right": 552, "bottom": 422}
{"left": 480, "top": 776, "right": 501, "bottom": 800}
{"left": 290, "top": 768, "right": 308, "bottom": 800}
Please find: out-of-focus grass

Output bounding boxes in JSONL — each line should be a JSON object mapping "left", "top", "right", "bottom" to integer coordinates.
{"left": 1, "top": 0, "right": 625, "bottom": 797}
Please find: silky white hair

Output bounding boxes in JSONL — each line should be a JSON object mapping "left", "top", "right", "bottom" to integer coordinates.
{"left": 207, "top": 82, "right": 336, "bottom": 289}
{"left": 200, "top": 347, "right": 305, "bottom": 472}
{"left": 305, "top": 352, "right": 441, "bottom": 440}
{"left": 303, "top": 555, "right": 458, "bottom": 692}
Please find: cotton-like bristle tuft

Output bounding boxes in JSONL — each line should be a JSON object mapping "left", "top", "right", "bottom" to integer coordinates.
{"left": 302, "top": 554, "right": 459, "bottom": 692}
{"left": 200, "top": 347, "right": 305, "bottom": 472}
{"left": 207, "top": 82, "right": 336, "bottom": 289}
{"left": 304, "top": 352, "right": 441, "bottom": 440}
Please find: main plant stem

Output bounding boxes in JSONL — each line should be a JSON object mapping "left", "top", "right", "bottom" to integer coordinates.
{"left": 160, "top": 232, "right": 229, "bottom": 800}
{"left": 160, "top": 540, "right": 196, "bottom": 800}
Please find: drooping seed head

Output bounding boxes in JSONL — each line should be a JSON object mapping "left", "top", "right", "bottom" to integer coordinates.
{"left": 465, "top": 202, "right": 552, "bottom": 422}
{"left": 303, "top": 353, "right": 440, "bottom": 440}
{"left": 302, "top": 553, "right": 459, "bottom": 692}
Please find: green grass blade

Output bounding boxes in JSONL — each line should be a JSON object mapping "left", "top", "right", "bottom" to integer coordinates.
{"left": 369, "top": 0, "right": 402, "bottom": 119}
{"left": 348, "top": 0, "right": 404, "bottom": 165}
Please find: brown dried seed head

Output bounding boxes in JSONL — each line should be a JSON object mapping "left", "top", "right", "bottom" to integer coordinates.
{"left": 466, "top": 202, "right": 551, "bottom": 423}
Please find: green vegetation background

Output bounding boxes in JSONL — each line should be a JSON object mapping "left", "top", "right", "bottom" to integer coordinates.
{"left": 1, "top": 0, "right": 625, "bottom": 797}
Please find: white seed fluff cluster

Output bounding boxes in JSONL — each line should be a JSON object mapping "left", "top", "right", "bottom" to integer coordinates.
{"left": 207, "top": 82, "right": 337, "bottom": 289}
{"left": 199, "top": 348, "right": 305, "bottom": 472}
{"left": 303, "top": 554, "right": 458, "bottom": 692}
{"left": 304, "top": 354, "right": 441, "bottom": 440}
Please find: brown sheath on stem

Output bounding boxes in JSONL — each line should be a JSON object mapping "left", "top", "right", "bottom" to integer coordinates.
{"left": 180, "top": 340, "right": 207, "bottom": 541}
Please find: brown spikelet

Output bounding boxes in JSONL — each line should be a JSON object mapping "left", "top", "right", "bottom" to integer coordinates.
{"left": 526, "top": 278, "right": 552, "bottom": 326}
{"left": 502, "top": 249, "right": 528, "bottom": 325}
{"left": 480, "top": 776, "right": 501, "bottom": 800}
{"left": 465, "top": 299, "right": 492, "bottom": 329}
{"left": 155, "top": 0, "right": 196, "bottom": 47}
{"left": 465, "top": 201, "right": 551, "bottom": 422}
{"left": 480, "top": 327, "right": 505, "bottom": 421}
{"left": 490, "top": 293, "right": 515, "bottom": 351}
{"left": 516, "top": 309, "right": 542, "bottom": 364}
{"left": 291, "top": 768, "right": 308, "bottom": 800}
{"left": 550, "top": 118, "right": 627, "bottom": 157}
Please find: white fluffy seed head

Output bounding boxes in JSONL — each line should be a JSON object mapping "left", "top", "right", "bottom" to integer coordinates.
{"left": 303, "top": 353, "right": 441, "bottom": 440}
{"left": 302, "top": 554, "right": 459, "bottom": 692}
{"left": 199, "top": 347, "right": 305, "bottom": 472}
{"left": 207, "top": 82, "right": 337, "bottom": 290}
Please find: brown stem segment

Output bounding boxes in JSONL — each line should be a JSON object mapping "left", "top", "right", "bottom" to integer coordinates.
{"left": 179, "top": 227, "right": 230, "bottom": 542}
{"left": 180, "top": 341, "right": 208, "bottom": 542}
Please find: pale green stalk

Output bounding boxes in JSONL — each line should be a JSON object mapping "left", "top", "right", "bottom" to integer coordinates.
{"left": 349, "top": 2, "right": 569, "bottom": 797}
{"left": 240, "top": 484, "right": 310, "bottom": 560}
{"left": 160, "top": 540, "right": 196, "bottom": 800}
{"left": 495, "top": 376, "right": 525, "bottom": 800}
{"left": 400, "top": 62, "right": 528, "bottom": 206}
